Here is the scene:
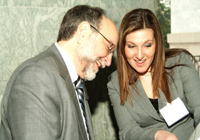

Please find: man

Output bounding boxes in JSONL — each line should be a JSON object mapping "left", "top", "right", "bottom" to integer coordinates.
{"left": 0, "top": 5, "right": 118, "bottom": 140}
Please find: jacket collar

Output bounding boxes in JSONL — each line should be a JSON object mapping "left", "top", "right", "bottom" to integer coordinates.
{"left": 129, "top": 79, "right": 165, "bottom": 121}
{"left": 46, "top": 44, "right": 89, "bottom": 140}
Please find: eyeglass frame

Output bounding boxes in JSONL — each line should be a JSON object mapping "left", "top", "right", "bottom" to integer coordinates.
{"left": 90, "top": 24, "right": 115, "bottom": 54}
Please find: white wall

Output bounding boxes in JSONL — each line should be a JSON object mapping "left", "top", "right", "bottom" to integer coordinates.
{"left": 167, "top": 0, "right": 200, "bottom": 56}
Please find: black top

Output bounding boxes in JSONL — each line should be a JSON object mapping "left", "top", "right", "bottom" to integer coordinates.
{"left": 149, "top": 98, "right": 159, "bottom": 114}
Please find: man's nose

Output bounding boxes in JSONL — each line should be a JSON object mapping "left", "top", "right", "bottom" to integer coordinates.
{"left": 104, "top": 53, "right": 113, "bottom": 67}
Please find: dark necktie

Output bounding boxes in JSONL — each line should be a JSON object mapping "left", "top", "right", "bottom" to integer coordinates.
{"left": 74, "top": 77, "right": 90, "bottom": 139}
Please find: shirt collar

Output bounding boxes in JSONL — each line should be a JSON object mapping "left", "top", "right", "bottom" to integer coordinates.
{"left": 55, "top": 42, "right": 78, "bottom": 83}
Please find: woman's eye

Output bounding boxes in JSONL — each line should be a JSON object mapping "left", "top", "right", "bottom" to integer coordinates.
{"left": 128, "top": 45, "right": 135, "bottom": 48}
{"left": 145, "top": 44, "right": 152, "bottom": 47}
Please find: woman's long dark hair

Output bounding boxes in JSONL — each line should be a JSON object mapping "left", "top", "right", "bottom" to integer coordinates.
{"left": 117, "top": 8, "right": 196, "bottom": 105}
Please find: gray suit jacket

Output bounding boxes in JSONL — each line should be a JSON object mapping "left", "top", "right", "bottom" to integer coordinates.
{"left": 108, "top": 52, "right": 200, "bottom": 140}
{"left": 0, "top": 44, "right": 95, "bottom": 140}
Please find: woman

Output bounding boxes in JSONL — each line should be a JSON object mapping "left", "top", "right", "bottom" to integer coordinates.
{"left": 108, "top": 8, "right": 200, "bottom": 140}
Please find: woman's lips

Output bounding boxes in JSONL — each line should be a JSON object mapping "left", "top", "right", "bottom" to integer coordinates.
{"left": 135, "top": 59, "right": 146, "bottom": 66}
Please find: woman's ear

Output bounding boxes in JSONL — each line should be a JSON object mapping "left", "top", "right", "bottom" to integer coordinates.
{"left": 76, "top": 21, "right": 91, "bottom": 44}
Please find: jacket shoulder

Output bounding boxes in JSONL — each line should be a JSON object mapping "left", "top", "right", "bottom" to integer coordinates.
{"left": 165, "top": 51, "right": 194, "bottom": 67}
{"left": 108, "top": 70, "right": 118, "bottom": 82}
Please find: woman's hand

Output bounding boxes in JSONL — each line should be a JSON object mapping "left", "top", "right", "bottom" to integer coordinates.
{"left": 155, "top": 130, "right": 178, "bottom": 140}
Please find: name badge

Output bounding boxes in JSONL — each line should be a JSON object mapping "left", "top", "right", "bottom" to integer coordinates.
{"left": 159, "top": 97, "right": 189, "bottom": 127}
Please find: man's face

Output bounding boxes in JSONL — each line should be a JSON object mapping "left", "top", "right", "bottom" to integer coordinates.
{"left": 77, "top": 16, "right": 118, "bottom": 81}
{"left": 77, "top": 33, "right": 105, "bottom": 81}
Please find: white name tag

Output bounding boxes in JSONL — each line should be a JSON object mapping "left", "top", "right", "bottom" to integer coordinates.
{"left": 159, "top": 97, "right": 189, "bottom": 127}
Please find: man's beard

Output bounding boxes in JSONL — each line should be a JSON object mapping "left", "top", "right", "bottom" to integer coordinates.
{"left": 77, "top": 33, "right": 105, "bottom": 81}
{"left": 84, "top": 62, "right": 99, "bottom": 81}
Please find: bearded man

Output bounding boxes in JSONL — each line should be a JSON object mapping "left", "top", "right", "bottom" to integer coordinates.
{"left": 0, "top": 5, "right": 118, "bottom": 140}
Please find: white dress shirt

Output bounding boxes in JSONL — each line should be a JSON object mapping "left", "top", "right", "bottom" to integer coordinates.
{"left": 55, "top": 42, "right": 89, "bottom": 140}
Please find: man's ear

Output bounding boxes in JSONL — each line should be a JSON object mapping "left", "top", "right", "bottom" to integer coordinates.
{"left": 76, "top": 21, "right": 91, "bottom": 44}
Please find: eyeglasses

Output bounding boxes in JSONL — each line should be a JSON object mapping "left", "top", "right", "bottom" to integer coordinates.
{"left": 90, "top": 24, "right": 115, "bottom": 54}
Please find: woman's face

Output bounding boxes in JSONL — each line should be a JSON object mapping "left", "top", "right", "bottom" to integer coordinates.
{"left": 125, "top": 28, "right": 156, "bottom": 75}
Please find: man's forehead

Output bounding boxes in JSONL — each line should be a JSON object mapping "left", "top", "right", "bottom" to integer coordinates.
{"left": 99, "top": 17, "right": 118, "bottom": 44}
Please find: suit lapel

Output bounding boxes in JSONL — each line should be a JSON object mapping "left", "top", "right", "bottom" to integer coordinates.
{"left": 130, "top": 80, "right": 162, "bottom": 121}
{"left": 83, "top": 81, "right": 89, "bottom": 100}
{"left": 158, "top": 89, "right": 168, "bottom": 110}
{"left": 47, "top": 44, "right": 88, "bottom": 140}
{"left": 82, "top": 81, "right": 95, "bottom": 139}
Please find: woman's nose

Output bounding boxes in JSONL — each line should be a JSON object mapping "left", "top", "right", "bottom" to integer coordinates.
{"left": 136, "top": 48, "right": 144, "bottom": 59}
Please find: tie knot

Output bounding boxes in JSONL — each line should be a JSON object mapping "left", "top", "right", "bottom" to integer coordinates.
{"left": 74, "top": 76, "right": 83, "bottom": 89}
